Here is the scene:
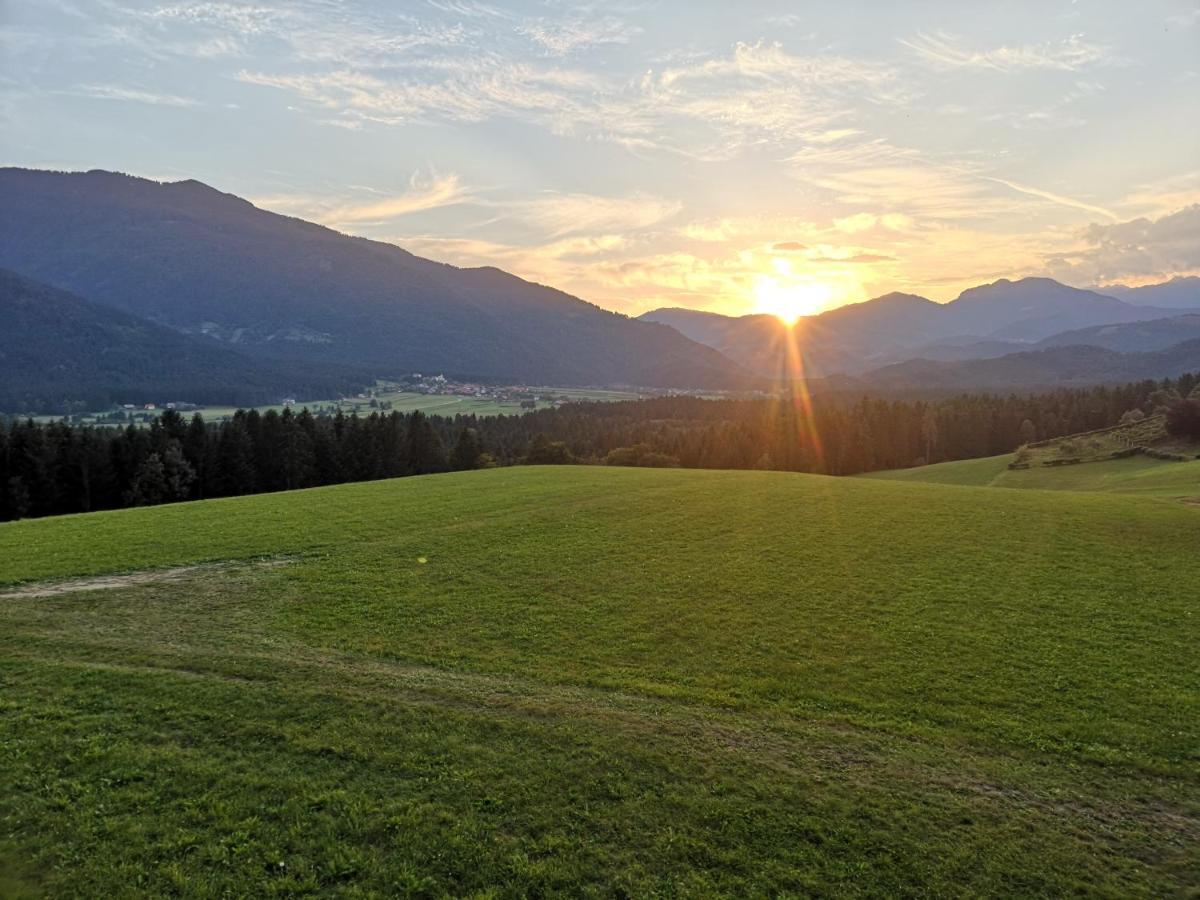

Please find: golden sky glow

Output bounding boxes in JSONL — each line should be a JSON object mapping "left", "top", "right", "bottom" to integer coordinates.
{"left": 5, "top": 1, "right": 1199, "bottom": 316}
{"left": 753, "top": 259, "right": 853, "bottom": 322}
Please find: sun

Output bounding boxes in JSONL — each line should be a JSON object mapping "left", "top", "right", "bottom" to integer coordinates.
{"left": 753, "top": 275, "right": 836, "bottom": 325}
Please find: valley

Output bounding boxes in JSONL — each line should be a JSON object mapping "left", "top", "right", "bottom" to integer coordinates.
{"left": 4, "top": 2, "right": 1198, "bottom": 891}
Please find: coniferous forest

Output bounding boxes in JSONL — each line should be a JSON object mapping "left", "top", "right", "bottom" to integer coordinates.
{"left": 1, "top": 372, "right": 1197, "bottom": 522}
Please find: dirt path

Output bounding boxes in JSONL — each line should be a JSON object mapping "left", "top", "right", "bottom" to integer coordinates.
{"left": 0, "top": 558, "right": 291, "bottom": 600}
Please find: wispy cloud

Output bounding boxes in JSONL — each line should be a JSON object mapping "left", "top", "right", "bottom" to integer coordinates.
{"left": 900, "top": 31, "right": 1112, "bottom": 72}
{"left": 1167, "top": 7, "right": 1200, "bottom": 28}
{"left": 250, "top": 172, "right": 471, "bottom": 228}
{"left": 986, "top": 176, "right": 1119, "bottom": 220}
{"left": 329, "top": 173, "right": 469, "bottom": 224}
{"left": 236, "top": 59, "right": 606, "bottom": 131}
{"left": 67, "top": 83, "right": 199, "bottom": 106}
{"left": 513, "top": 191, "right": 681, "bottom": 237}
{"left": 516, "top": 17, "right": 639, "bottom": 56}
{"left": 425, "top": 0, "right": 510, "bottom": 19}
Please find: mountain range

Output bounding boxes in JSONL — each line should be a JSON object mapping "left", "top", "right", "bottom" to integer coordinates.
{"left": 0, "top": 268, "right": 372, "bottom": 413}
{"left": 0, "top": 168, "right": 751, "bottom": 395}
{"left": 1099, "top": 277, "right": 1200, "bottom": 309}
{"left": 2, "top": 166, "right": 1199, "bottom": 411}
{"left": 640, "top": 278, "right": 1200, "bottom": 378}
{"left": 839, "top": 339, "right": 1200, "bottom": 393}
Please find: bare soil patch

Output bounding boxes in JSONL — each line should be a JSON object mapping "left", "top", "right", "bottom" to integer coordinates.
{"left": 0, "top": 558, "right": 291, "bottom": 600}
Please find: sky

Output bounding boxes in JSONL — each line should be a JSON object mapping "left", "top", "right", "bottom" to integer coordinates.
{"left": 2, "top": 0, "right": 1199, "bottom": 319}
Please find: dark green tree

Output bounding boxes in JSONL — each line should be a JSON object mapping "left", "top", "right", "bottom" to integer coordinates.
{"left": 126, "top": 452, "right": 167, "bottom": 506}
{"left": 450, "top": 427, "right": 483, "bottom": 471}
{"left": 525, "top": 432, "right": 574, "bottom": 465}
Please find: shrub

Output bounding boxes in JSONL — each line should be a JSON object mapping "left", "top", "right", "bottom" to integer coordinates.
{"left": 605, "top": 444, "right": 681, "bottom": 468}
{"left": 1119, "top": 408, "right": 1146, "bottom": 425}
{"left": 524, "top": 433, "right": 576, "bottom": 465}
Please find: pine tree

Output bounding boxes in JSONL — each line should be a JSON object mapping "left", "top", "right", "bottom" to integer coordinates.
{"left": 161, "top": 440, "right": 197, "bottom": 500}
{"left": 450, "top": 427, "right": 483, "bottom": 471}
{"left": 407, "top": 411, "right": 447, "bottom": 474}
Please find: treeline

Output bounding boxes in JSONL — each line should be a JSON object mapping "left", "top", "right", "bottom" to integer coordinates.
{"left": 1, "top": 372, "right": 1197, "bottom": 521}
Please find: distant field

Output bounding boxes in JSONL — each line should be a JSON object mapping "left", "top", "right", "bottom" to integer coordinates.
{"left": 34, "top": 384, "right": 646, "bottom": 425}
{"left": 864, "top": 451, "right": 1200, "bottom": 498}
{"left": 194, "top": 391, "right": 542, "bottom": 421}
{"left": 2, "top": 467, "right": 1197, "bottom": 896}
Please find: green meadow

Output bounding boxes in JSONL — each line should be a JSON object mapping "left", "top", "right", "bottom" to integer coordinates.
{"left": 864, "top": 451, "right": 1200, "bottom": 498}
{"left": 2, "top": 466, "right": 1198, "bottom": 896}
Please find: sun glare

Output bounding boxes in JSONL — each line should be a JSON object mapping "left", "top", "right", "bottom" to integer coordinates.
{"left": 753, "top": 275, "right": 836, "bottom": 325}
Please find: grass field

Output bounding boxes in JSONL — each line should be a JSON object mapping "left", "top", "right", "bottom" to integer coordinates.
{"left": 2, "top": 467, "right": 1198, "bottom": 896}
{"left": 33, "top": 385, "right": 647, "bottom": 425}
{"left": 192, "top": 391, "right": 538, "bottom": 422}
{"left": 864, "top": 451, "right": 1200, "bottom": 498}
{"left": 197, "top": 386, "right": 646, "bottom": 422}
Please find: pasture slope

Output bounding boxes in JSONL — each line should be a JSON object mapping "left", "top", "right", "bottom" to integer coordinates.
{"left": 1, "top": 466, "right": 1198, "bottom": 896}
{"left": 864, "top": 452, "right": 1200, "bottom": 498}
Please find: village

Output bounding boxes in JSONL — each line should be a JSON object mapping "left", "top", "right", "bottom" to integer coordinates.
{"left": 35, "top": 375, "right": 653, "bottom": 427}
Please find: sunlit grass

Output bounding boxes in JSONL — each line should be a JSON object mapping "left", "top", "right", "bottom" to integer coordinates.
{"left": 1, "top": 467, "right": 1197, "bottom": 895}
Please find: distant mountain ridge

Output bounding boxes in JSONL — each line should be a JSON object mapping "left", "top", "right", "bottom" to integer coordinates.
{"left": 848, "top": 338, "right": 1200, "bottom": 393}
{"left": 0, "top": 268, "right": 371, "bottom": 412}
{"left": 1099, "top": 276, "right": 1200, "bottom": 309}
{"left": 1032, "top": 314, "right": 1200, "bottom": 353}
{"left": 641, "top": 277, "right": 1199, "bottom": 377}
{"left": 0, "top": 168, "right": 753, "bottom": 390}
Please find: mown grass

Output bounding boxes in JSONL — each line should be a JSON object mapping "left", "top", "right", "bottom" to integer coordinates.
{"left": 2, "top": 466, "right": 1198, "bottom": 896}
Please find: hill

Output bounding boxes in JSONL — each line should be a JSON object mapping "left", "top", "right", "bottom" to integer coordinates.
{"left": 855, "top": 338, "right": 1200, "bottom": 392}
{"left": 636, "top": 307, "right": 798, "bottom": 374}
{"left": 1102, "top": 276, "right": 1200, "bottom": 309}
{"left": 1032, "top": 313, "right": 1200, "bottom": 353}
{"left": 0, "top": 169, "right": 751, "bottom": 389}
{"left": 641, "top": 278, "right": 1194, "bottom": 377}
{"left": 945, "top": 277, "right": 1157, "bottom": 340}
{"left": 1, "top": 466, "right": 1197, "bottom": 895}
{"left": 0, "top": 268, "right": 371, "bottom": 412}
{"left": 863, "top": 452, "right": 1200, "bottom": 497}
{"left": 863, "top": 412, "right": 1200, "bottom": 494}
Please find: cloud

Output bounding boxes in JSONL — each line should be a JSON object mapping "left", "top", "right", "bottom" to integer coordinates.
{"left": 790, "top": 139, "right": 1013, "bottom": 222}
{"left": 67, "top": 83, "right": 199, "bottom": 106}
{"left": 513, "top": 191, "right": 681, "bottom": 237}
{"left": 329, "top": 174, "right": 469, "bottom": 223}
{"left": 1046, "top": 204, "right": 1200, "bottom": 284}
{"left": 249, "top": 172, "right": 470, "bottom": 227}
{"left": 516, "top": 17, "right": 639, "bottom": 56}
{"left": 986, "top": 177, "right": 1118, "bottom": 220}
{"left": 236, "top": 59, "right": 606, "bottom": 131}
{"left": 127, "top": 2, "right": 468, "bottom": 65}
{"left": 426, "top": 0, "right": 510, "bottom": 18}
{"left": 1120, "top": 171, "right": 1200, "bottom": 218}
{"left": 899, "top": 31, "right": 1112, "bottom": 72}
{"left": 1167, "top": 8, "right": 1200, "bottom": 27}
{"left": 826, "top": 252, "right": 896, "bottom": 263}
{"left": 148, "top": 3, "right": 285, "bottom": 35}
{"left": 773, "top": 242, "right": 895, "bottom": 263}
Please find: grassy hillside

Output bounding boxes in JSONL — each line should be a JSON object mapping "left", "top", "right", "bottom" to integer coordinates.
{"left": 2, "top": 467, "right": 1198, "bottom": 896}
{"left": 865, "top": 451, "right": 1200, "bottom": 498}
